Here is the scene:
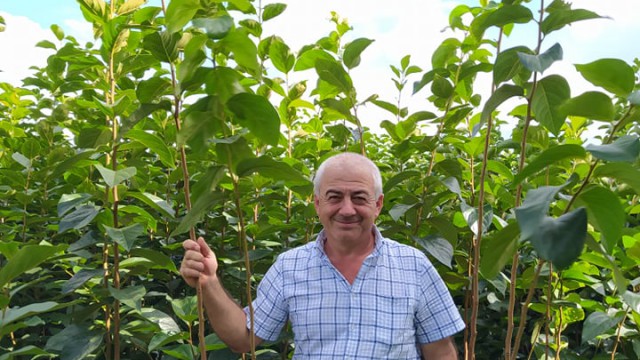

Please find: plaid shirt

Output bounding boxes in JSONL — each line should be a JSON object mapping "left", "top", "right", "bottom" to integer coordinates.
{"left": 244, "top": 227, "right": 465, "bottom": 359}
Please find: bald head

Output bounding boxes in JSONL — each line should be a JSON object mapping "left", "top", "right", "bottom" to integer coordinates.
{"left": 313, "top": 153, "right": 383, "bottom": 197}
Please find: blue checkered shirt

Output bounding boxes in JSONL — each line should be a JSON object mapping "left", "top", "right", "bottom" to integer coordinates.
{"left": 244, "top": 227, "right": 465, "bottom": 359}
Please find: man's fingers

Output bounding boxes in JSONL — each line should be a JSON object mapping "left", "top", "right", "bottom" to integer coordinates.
{"left": 197, "top": 237, "right": 212, "bottom": 257}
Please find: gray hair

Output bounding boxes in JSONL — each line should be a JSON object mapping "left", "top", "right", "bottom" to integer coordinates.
{"left": 313, "top": 152, "right": 383, "bottom": 197}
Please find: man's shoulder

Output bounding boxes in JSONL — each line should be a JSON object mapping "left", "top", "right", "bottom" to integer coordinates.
{"left": 380, "top": 237, "right": 427, "bottom": 258}
{"left": 276, "top": 241, "right": 318, "bottom": 261}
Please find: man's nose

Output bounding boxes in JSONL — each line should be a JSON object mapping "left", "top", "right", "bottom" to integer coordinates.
{"left": 338, "top": 197, "right": 357, "bottom": 215}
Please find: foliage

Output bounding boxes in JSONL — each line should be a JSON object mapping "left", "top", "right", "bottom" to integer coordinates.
{"left": 1, "top": 0, "right": 639, "bottom": 359}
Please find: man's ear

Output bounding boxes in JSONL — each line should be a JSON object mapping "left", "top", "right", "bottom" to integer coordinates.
{"left": 314, "top": 195, "right": 320, "bottom": 211}
{"left": 375, "top": 194, "right": 384, "bottom": 215}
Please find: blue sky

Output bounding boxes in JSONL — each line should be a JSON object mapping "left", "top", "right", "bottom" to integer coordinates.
{"left": 1, "top": 0, "right": 638, "bottom": 133}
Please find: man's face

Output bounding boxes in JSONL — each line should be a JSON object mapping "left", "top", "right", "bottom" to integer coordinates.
{"left": 314, "top": 160, "right": 383, "bottom": 245}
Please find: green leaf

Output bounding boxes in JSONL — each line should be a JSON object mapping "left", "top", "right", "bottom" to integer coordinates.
{"left": 582, "top": 311, "right": 623, "bottom": 343}
{"left": 94, "top": 164, "right": 137, "bottom": 187}
{"left": 109, "top": 285, "right": 146, "bottom": 311}
{"left": 532, "top": 75, "right": 570, "bottom": 135}
{"left": 140, "top": 308, "right": 181, "bottom": 334}
{"left": 577, "top": 186, "right": 625, "bottom": 254}
{"left": 130, "top": 248, "right": 178, "bottom": 273}
{"left": 57, "top": 193, "right": 93, "bottom": 217}
{"left": 44, "top": 324, "right": 102, "bottom": 358}
{"left": 343, "top": 38, "right": 374, "bottom": 69}
{"left": 414, "top": 235, "right": 453, "bottom": 269}
{"left": 0, "top": 15, "right": 5, "bottom": 32}
{"left": 431, "top": 75, "right": 454, "bottom": 99}
{"left": 461, "top": 202, "right": 493, "bottom": 235}
{"left": 36, "top": 40, "right": 57, "bottom": 50}
{"left": 593, "top": 163, "right": 640, "bottom": 195}
{"left": 268, "top": 37, "right": 295, "bottom": 73}
{"left": 585, "top": 135, "right": 640, "bottom": 162}
{"left": 171, "top": 295, "right": 199, "bottom": 323}
{"left": 142, "top": 31, "right": 180, "bottom": 63}
{"left": 59, "top": 205, "right": 100, "bottom": 233}
{"left": 104, "top": 223, "right": 145, "bottom": 252}
{"left": 493, "top": 46, "right": 532, "bottom": 84}
{"left": 470, "top": 5, "right": 533, "bottom": 40}
{"left": 0, "top": 346, "right": 47, "bottom": 359}
{"left": 165, "top": 0, "right": 200, "bottom": 33}
{"left": 515, "top": 183, "right": 587, "bottom": 269}
{"left": 559, "top": 91, "right": 615, "bottom": 121}
{"left": 262, "top": 3, "right": 287, "bottom": 22}
{"left": 513, "top": 144, "right": 586, "bottom": 185}
{"left": 389, "top": 203, "right": 420, "bottom": 222}
{"left": 221, "top": 28, "right": 259, "bottom": 72}
{"left": 127, "top": 192, "right": 175, "bottom": 218}
{"left": 575, "top": 58, "right": 635, "bottom": 97}
{"left": 61, "top": 269, "right": 103, "bottom": 294}
{"left": 480, "top": 222, "right": 520, "bottom": 279}
{"left": 622, "top": 291, "right": 640, "bottom": 314}
{"left": 479, "top": 84, "right": 524, "bottom": 133}
{"left": 227, "top": 93, "right": 281, "bottom": 146}
{"left": 294, "top": 49, "right": 335, "bottom": 71}
{"left": 12, "top": 152, "right": 31, "bottom": 169}
{"left": 0, "top": 245, "right": 67, "bottom": 288}
{"left": 315, "top": 59, "right": 353, "bottom": 94}
{"left": 192, "top": 16, "right": 233, "bottom": 40}
{"left": 0, "top": 301, "right": 62, "bottom": 328}
{"left": 518, "top": 43, "right": 563, "bottom": 73}
{"left": 171, "top": 191, "right": 225, "bottom": 237}
{"left": 629, "top": 90, "right": 640, "bottom": 105}
{"left": 236, "top": 156, "right": 310, "bottom": 185}
{"left": 125, "top": 129, "right": 176, "bottom": 168}
{"left": 542, "top": 8, "right": 603, "bottom": 35}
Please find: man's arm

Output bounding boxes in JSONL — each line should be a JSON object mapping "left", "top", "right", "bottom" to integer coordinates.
{"left": 180, "top": 237, "right": 263, "bottom": 353}
{"left": 420, "top": 337, "right": 458, "bottom": 360}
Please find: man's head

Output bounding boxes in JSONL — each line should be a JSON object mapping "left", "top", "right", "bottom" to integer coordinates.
{"left": 313, "top": 153, "right": 384, "bottom": 245}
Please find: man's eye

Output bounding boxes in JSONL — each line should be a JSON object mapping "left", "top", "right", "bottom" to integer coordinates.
{"left": 352, "top": 197, "right": 368, "bottom": 205}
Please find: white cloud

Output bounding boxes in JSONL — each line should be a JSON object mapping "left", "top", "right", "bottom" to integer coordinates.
{"left": 0, "top": 12, "right": 56, "bottom": 85}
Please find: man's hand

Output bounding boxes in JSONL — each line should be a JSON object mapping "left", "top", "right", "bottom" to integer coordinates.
{"left": 180, "top": 237, "right": 218, "bottom": 288}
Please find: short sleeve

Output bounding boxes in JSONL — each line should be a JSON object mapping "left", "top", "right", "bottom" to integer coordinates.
{"left": 414, "top": 257, "right": 465, "bottom": 344}
{"left": 243, "top": 257, "right": 288, "bottom": 342}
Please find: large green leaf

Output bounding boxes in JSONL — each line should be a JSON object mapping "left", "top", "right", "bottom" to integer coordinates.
{"left": 139, "top": 308, "right": 181, "bottom": 334}
{"left": 171, "top": 191, "right": 225, "bottom": 237}
{"left": 127, "top": 192, "right": 175, "bottom": 218}
{"left": 227, "top": 93, "right": 281, "bottom": 146}
{"left": 130, "top": 248, "right": 179, "bottom": 273}
{"left": 125, "top": 129, "right": 176, "bottom": 169}
{"left": 512, "top": 144, "right": 586, "bottom": 185}
{"left": 0, "top": 346, "right": 47, "bottom": 360}
{"left": 0, "top": 301, "right": 63, "bottom": 329}
{"left": 480, "top": 222, "right": 520, "bottom": 279}
{"left": 470, "top": 5, "right": 533, "bottom": 40}
{"left": 577, "top": 186, "right": 625, "bottom": 254}
{"left": 236, "top": 156, "right": 310, "bottom": 186}
{"left": 593, "top": 163, "right": 640, "bottom": 194}
{"left": 57, "top": 193, "right": 93, "bottom": 217}
{"left": 294, "top": 49, "right": 335, "bottom": 71}
{"left": 559, "top": 91, "right": 615, "bottom": 121}
{"left": 95, "top": 164, "right": 137, "bottom": 187}
{"left": 585, "top": 135, "right": 640, "bottom": 162}
{"left": 493, "top": 46, "right": 532, "bottom": 85}
{"left": 261, "top": 3, "right": 287, "bottom": 21}
{"left": 58, "top": 205, "right": 100, "bottom": 233}
{"left": 109, "top": 285, "right": 146, "bottom": 311}
{"left": 165, "top": 0, "right": 200, "bottom": 33}
{"left": 44, "top": 324, "right": 102, "bottom": 358}
{"left": 104, "top": 223, "right": 145, "bottom": 252}
{"left": 314, "top": 58, "right": 353, "bottom": 94}
{"left": 518, "top": 43, "right": 563, "bottom": 74}
{"left": 478, "top": 84, "right": 524, "bottom": 133}
{"left": 61, "top": 269, "right": 103, "bottom": 294}
{"left": 461, "top": 202, "right": 493, "bottom": 235}
{"left": 268, "top": 36, "right": 295, "bottom": 73}
{"left": 0, "top": 245, "right": 67, "bottom": 288}
{"left": 516, "top": 184, "right": 587, "bottom": 269}
{"left": 142, "top": 31, "right": 180, "bottom": 63}
{"left": 343, "top": 38, "right": 374, "bottom": 69}
{"left": 575, "top": 58, "right": 635, "bottom": 97}
{"left": 414, "top": 235, "right": 453, "bottom": 269}
{"left": 221, "top": 28, "right": 259, "bottom": 72}
{"left": 582, "top": 311, "right": 623, "bottom": 343}
{"left": 171, "top": 295, "right": 199, "bottom": 324}
{"left": 531, "top": 75, "right": 570, "bottom": 135}
{"left": 541, "top": 8, "right": 603, "bottom": 35}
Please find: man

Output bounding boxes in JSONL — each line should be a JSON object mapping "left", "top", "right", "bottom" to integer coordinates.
{"left": 180, "top": 152, "right": 465, "bottom": 359}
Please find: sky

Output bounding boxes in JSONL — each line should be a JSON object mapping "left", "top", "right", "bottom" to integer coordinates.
{"left": 1, "top": 0, "right": 639, "bottom": 133}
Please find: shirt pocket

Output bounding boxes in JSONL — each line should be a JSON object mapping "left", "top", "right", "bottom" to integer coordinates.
{"left": 361, "top": 284, "right": 416, "bottom": 349}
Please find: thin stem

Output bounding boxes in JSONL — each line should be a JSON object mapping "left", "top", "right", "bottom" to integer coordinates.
{"left": 611, "top": 311, "right": 628, "bottom": 360}
{"left": 511, "top": 261, "right": 544, "bottom": 360}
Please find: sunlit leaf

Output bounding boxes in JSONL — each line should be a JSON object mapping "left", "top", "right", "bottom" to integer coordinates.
{"left": 542, "top": 8, "right": 603, "bottom": 35}
{"left": 236, "top": 156, "right": 310, "bottom": 185}
{"left": 494, "top": 46, "right": 532, "bottom": 84}
{"left": 125, "top": 129, "right": 176, "bottom": 168}
{"left": 578, "top": 186, "right": 625, "bottom": 254}
{"left": 142, "top": 31, "right": 180, "bottom": 63}
{"left": 227, "top": 93, "right": 281, "bottom": 146}
{"left": 470, "top": 5, "right": 533, "bottom": 40}
{"left": 343, "top": 38, "right": 374, "bottom": 69}
{"left": 560, "top": 91, "right": 615, "bottom": 121}
{"left": 269, "top": 36, "right": 295, "bottom": 73}
{"left": 315, "top": 59, "right": 353, "bottom": 94}
{"left": 0, "top": 245, "right": 67, "bottom": 288}
{"left": 532, "top": 75, "right": 570, "bottom": 135}
{"left": 478, "top": 84, "right": 524, "bottom": 134}
{"left": 294, "top": 49, "right": 334, "bottom": 71}
{"left": 94, "top": 164, "right": 136, "bottom": 187}
{"left": 593, "top": 163, "right": 640, "bottom": 194}
{"left": 165, "top": 0, "right": 200, "bottom": 33}
{"left": 192, "top": 16, "right": 233, "bottom": 40}
{"left": 575, "top": 58, "right": 635, "bottom": 96}
{"left": 262, "top": 3, "right": 287, "bottom": 22}
{"left": 140, "top": 308, "right": 181, "bottom": 334}
{"left": 220, "top": 28, "right": 259, "bottom": 72}
{"left": 461, "top": 202, "right": 492, "bottom": 235}
{"left": 582, "top": 311, "right": 623, "bottom": 343}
